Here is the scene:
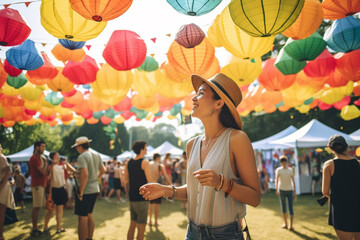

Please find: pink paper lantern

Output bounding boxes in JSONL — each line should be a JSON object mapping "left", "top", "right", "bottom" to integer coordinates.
{"left": 62, "top": 55, "right": 99, "bottom": 84}
{"left": 175, "top": 23, "right": 205, "bottom": 48}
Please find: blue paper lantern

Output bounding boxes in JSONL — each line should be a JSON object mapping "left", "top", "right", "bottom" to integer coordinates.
{"left": 59, "top": 39, "right": 85, "bottom": 50}
{"left": 45, "top": 91, "right": 64, "bottom": 105}
{"left": 324, "top": 16, "right": 360, "bottom": 53}
{"left": 6, "top": 39, "right": 44, "bottom": 70}
{"left": 166, "top": 0, "right": 222, "bottom": 16}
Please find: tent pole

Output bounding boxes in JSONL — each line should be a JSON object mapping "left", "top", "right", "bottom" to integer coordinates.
{"left": 293, "top": 147, "right": 301, "bottom": 195}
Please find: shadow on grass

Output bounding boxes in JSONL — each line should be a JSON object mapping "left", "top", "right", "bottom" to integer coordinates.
{"left": 302, "top": 226, "right": 337, "bottom": 240}
{"left": 146, "top": 226, "right": 168, "bottom": 240}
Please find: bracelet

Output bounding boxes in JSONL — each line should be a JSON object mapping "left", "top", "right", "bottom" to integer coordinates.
{"left": 215, "top": 174, "right": 224, "bottom": 191}
{"left": 168, "top": 185, "right": 177, "bottom": 200}
{"left": 225, "top": 178, "right": 234, "bottom": 198}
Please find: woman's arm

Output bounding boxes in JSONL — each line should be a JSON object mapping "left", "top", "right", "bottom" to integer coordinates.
{"left": 0, "top": 166, "right": 11, "bottom": 190}
{"left": 322, "top": 160, "right": 333, "bottom": 198}
{"left": 275, "top": 170, "right": 279, "bottom": 196}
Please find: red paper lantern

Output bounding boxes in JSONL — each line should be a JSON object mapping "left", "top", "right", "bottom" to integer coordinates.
{"left": 0, "top": 8, "right": 31, "bottom": 46}
{"left": 258, "top": 58, "right": 297, "bottom": 91}
{"left": 303, "top": 49, "right": 336, "bottom": 78}
{"left": 4, "top": 59, "right": 21, "bottom": 77}
{"left": 100, "top": 115, "right": 112, "bottom": 125}
{"left": 62, "top": 55, "right": 99, "bottom": 84}
{"left": 333, "top": 95, "right": 351, "bottom": 110}
{"left": 318, "top": 100, "right": 332, "bottom": 110}
{"left": 27, "top": 52, "right": 58, "bottom": 85}
{"left": 62, "top": 88, "right": 77, "bottom": 97}
{"left": 113, "top": 96, "right": 131, "bottom": 112}
{"left": 103, "top": 30, "right": 147, "bottom": 71}
{"left": 175, "top": 23, "right": 205, "bottom": 48}
{"left": 336, "top": 49, "right": 360, "bottom": 81}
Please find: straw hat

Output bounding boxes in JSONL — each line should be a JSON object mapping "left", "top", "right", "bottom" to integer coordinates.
{"left": 71, "top": 136, "right": 92, "bottom": 148}
{"left": 191, "top": 73, "right": 243, "bottom": 129}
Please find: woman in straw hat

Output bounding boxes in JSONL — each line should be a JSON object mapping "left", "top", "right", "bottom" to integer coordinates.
{"left": 140, "top": 73, "right": 260, "bottom": 239}
{"left": 322, "top": 135, "right": 360, "bottom": 240}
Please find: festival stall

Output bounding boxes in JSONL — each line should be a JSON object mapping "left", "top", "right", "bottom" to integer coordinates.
{"left": 146, "top": 141, "right": 184, "bottom": 157}
{"left": 7, "top": 145, "right": 50, "bottom": 162}
{"left": 271, "top": 119, "right": 360, "bottom": 194}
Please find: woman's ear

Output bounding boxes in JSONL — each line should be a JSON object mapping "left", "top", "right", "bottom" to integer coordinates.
{"left": 216, "top": 99, "right": 225, "bottom": 109}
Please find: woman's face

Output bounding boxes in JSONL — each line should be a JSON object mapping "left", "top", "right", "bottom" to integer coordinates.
{"left": 192, "top": 83, "right": 219, "bottom": 118}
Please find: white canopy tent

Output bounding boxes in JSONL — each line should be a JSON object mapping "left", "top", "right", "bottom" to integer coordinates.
{"left": 6, "top": 146, "right": 50, "bottom": 162}
{"left": 350, "top": 129, "right": 360, "bottom": 141}
{"left": 252, "top": 126, "right": 297, "bottom": 150}
{"left": 270, "top": 119, "right": 360, "bottom": 194}
{"left": 147, "top": 141, "right": 184, "bottom": 157}
{"left": 117, "top": 151, "right": 135, "bottom": 160}
{"left": 89, "top": 148, "right": 111, "bottom": 162}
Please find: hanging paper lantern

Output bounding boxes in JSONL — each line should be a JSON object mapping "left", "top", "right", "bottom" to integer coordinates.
{"left": 210, "top": 8, "right": 275, "bottom": 59}
{"left": 113, "top": 96, "right": 131, "bottom": 112}
{"left": 103, "top": 30, "right": 147, "bottom": 71}
{"left": 86, "top": 116, "right": 99, "bottom": 124}
{"left": 322, "top": 0, "right": 360, "bottom": 20}
{"left": 175, "top": 23, "right": 205, "bottom": 48}
{"left": 93, "top": 111, "right": 105, "bottom": 119}
{"left": 340, "top": 105, "right": 360, "bottom": 120}
{"left": 0, "top": 61, "right": 7, "bottom": 89}
{"left": 59, "top": 39, "right": 85, "bottom": 50}
{"left": 324, "top": 16, "right": 360, "bottom": 53}
{"left": 221, "top": 57, "right": 262, "bottom": 87}
{"left": 326, "top": 68, "right": 349, "bottom": 87}
{"left": 296, "top": 70, "right": 327, "bottom": 89}
{"left": 100, "top": 115, "right": 112, "bottom": 125}
{"left": 91, "top": 64, "right": 133, "bottom": 106}
{"left": 319, "top": 81, "right": 354, "bottom": 104}
{"left": 167, "top": 38, "right": 215, "bottom": 77}
{"left": 302, "top": 49, "right": 336, "bottom": 78}
{"left": 88, "top": 92, "right": 110, "bottom": 112}
{"left": 2, "top": 83, "right": 20, "bottom": 96}
{"left": 47, "top": 68, "right": 74, "bottom": 93}
{"left": 40, "top": 0, "right": 107, "bottom": 41}
{"left": 333, "top": 95, "right": 351, "bottom": 110}
{"left": 4, "top": 59, "right": 22, "bottom": 77}
{"left": 352, "top": 81, "right": 360, "bottom": 96}
{"left": 281, "top": 82, "right": 317, "bottom": 107}
{"left": 201, "top": 56, "right": 221, "bottom": 79}
{"left": 104, "top": 108, "right": 116, "bottom": 119}
{"left": 131, "top": 94, "right": 156, "bottom": 110}
{"left": 52, "top": 44, "right": 85, "bottom": 63}
{"left": 229, "top": 0, "right": 305, "bottom": 37}
{"left": 156, "top": 70, "right": 193, "bottom": 99}
{"left": 20, "top": 83, "right": 43, "bottom": 101}
{"left": 336, "top": 49, "right": 360, "bottom": 81}
{"left": 63, "top": 55, "right": 99, "bottom": 84}
{"left": 162, "top": 61, "right": 190, "bottom": 82}
{"left": 137, "top": 56, "right": 159, "bottom": 72}
{"left": 0, "top": 8, "right": 31, "bottom": 46}
{"left": 6, "top": 73, "right": 27, "bottom": 89}
{"left": 258, "top": 58, "right": 297, "bottom": 91}
{"left": 62, "top": 88, "right": 77, "bottom": 98}
{"left": 282, "top": 0, "right": 323, "bottom": 40}
{"left": 45, "top": 91, "right": 64, "bottom": 105}
{"left": 284, "top": 32, "right": 327, "bottom": 61}
{"left": 26, "top": 52, "right": 58, "bottom": 85}
{"left": 6, "top": 40, "right": 44, "bottom": 70}
{"left": 207, "top": 14, "right": 223, "bottom": 48}
{"left": 166, "top": 0, "right": 221, "bottom": 16}
{"left": 69, "top": 0, "right": 133, "bottom": 22}
{"left": 133, "top": 69, "right": 160, "bottom": 97}
{"left": 275, "top": 48, "right": 306, "bottom": 75}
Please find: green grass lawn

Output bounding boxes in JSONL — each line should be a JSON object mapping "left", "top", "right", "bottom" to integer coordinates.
{"left": 4, "top": 191, "right": 337, "bottom": 240}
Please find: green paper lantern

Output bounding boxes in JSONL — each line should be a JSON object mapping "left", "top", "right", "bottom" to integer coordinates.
{"left": 105, "top": 108, "right": 115, "bottom": 118}
{"left": 45, "top": 91, "right": 64, "bottom": 105}
{"left": 283, "top": 32, "right": 327, "bottom": 61}
{"left": 275, "top": 48, "right": 307, "bottom": 75}
{"left": 6, "top": 72, "right": 27, "bottom": 89}
{"left": 137, "top": 56, "right": 159, "bottom": 72}
{"left": 169, "top": 103, "right": 182, "bottom": 116}
{"left": 93, "top": 111, "right": 104, "bottom": 119}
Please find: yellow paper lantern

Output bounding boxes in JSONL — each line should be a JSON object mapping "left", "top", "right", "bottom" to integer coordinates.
{"left": 39, "top": 106, "right": 56, "bottom": 117}
{"left": 74, "top": 116, "right": 85, "bottom": 126}
{"left": 340, "top": 105, "right": 360, "bottom": 121}
{"left": 156, "top": 70, "right": 193, "bottom": 99}
{"left": 131, "top": 94, "right": 157, "bottom": 110}
{"left": 143, "top": 101, "right": 160, "bottom": 115}
{"left": 47, "top": 68, "right": 75, "bottom": 93}
{"left": 88, "top": 92, "right": 110, "bottom": 112}
{"left": 20, "top": 83, "right": 43, "bottom": 101}
{"left": 25, "top": 118, "right": 37, "bottom": 126}
{"left": 41, "top": 0, "right": 107, "bottom": 41}
{"left": 229, "top": 0, "right": 305, "bottom": 37}
{"left": 207, "top": 14, "right": 223, "bottom": 47}
{"left": 114, "top": 115, "right": 125, "bottom": 124}
{"left": 132, "top": 69, "right": 160, "bottom": 97}
{"left": 25, "top": 98, "right": 43, "bottom": 111}
{"left": 167, "top": 38, "right": 215, "bottom": 77}
{"left": 281, "top": 82, "right": 317, "bottom": 107}
{"left": 319, "top": 81, "right": 354, "bottom": 104}
{"left": 295, "top": 104, "right": 310, "bottom": 113}
{"left": 220, "top": 57, "right": 262, "bottom": 87}
{"left": 282, "top": 0, "right": 324, "bottom": 40}
{"left": 210, "top": 8, "right": 275, "bottom": 59}
{"left": 2, "top": 83, "right": 20, "bottom": 96}
{"left": 91, "top": 64, "right": 133, "bottom": 106}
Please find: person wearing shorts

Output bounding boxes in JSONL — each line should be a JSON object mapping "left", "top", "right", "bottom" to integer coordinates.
{"left": 114, "top": 161, "right": 125, "bottom": 203}
{"left": 72, "top": 137, "right": 105, "bottom": 240}
{"left": 29, "top": 141, "right": 48, "bottom": 237}
{"left": 125, "top": 141, "right": 153, "bottom": 240}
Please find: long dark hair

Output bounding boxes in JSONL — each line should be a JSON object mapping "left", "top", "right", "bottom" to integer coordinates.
{"left": 210, "top": 87, "right": 241, "bottom": 130}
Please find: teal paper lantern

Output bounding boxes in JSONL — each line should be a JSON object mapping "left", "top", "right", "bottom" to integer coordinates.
{"left": 130, "top": 107, "right": 147, "bottom": 119}
{"left": 169, "top": 103, "right": 182, "bottom": 116}
{"left": 283, "top": 32, "right": 327, "bottom": 61}
{"left": 6, "top": 39, "right": 44, "bottom": 70}
{"left": 45, "top": 91, "right": 64, "bottom": 105}
{"left": 93, "top": 111, "right": 104, "bottom": 119}
{"left": 6, "top": 72, "right": 27, "bottom": 89}
{"left": 324, "top": 16, "right": 360, "bottom": 53}
{"left": 166, "top": 0, "right": 222, "bottom": 16}
{"left": 105, "top": 108, "right": 116, "bottom": 118}
{"left": 137, "top": 56, "right": 159, "bottom": 72}
{"left": 275, "top": 48, "right": 306, "bottom": 75}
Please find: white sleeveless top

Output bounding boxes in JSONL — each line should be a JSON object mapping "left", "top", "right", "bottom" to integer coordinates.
{"left": 187, "top": 128, "right": 246, "bottom": 226}
{"left": 51, "top": 164, "right": 66, "bottom": 188}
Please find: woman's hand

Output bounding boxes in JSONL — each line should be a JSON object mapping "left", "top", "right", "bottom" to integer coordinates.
{"left": 193, "top": 169, "right": 221, "bottom": 188}
{"left": 139, "top": 183, "right": 168, "bottom": 200}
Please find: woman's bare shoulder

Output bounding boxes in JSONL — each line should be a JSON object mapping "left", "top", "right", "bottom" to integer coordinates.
{"left": 229, "top": 129, "right": 251, "bottom": 143}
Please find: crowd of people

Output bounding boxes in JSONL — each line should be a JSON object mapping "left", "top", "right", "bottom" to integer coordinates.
{"left": 0, "top": 72, "right": 359, "bottom": 240}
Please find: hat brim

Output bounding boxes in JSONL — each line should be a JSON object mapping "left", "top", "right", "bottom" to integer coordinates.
{"left": 191, "top": 74, "right": 243, "bottom": 129}
{"left": 71, "top": 139, "right": 92, "bottom": 148}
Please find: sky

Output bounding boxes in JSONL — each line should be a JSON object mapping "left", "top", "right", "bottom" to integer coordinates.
{"left": 0, "top": 0, "right": 236, "bottom": 139}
